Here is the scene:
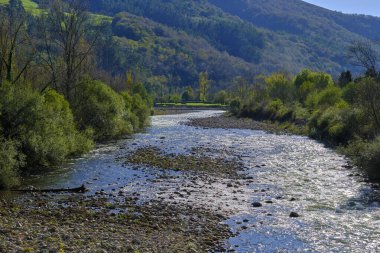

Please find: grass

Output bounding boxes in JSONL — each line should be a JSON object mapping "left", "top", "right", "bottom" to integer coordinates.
{"left": 0, "top": 0, "right": 113, "bottom": 23}
{"left": 90, "top": 13, "right": 113, "bottom": 25}
{"left": 156, "top": 102, "right": 228, "bottom": 108}
{"left": 0, "top": 0, "right": 43, "bottom": 15}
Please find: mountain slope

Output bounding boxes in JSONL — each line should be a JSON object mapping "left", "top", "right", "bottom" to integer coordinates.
{"left": 103, "top": 12, "right": 254, "bottom": 90}
{"left": 15, "top": 0, "right": 378, "bottom": 91}
{"left": 89, "top": 0, "right": 265, "bottom": 63}
{"left": 208, "top": 0, "right": 380, "bottom": 74}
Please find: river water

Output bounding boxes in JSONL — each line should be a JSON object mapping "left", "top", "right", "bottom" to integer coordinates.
{"left": 24, "top": 111, "right": 380, "bottom": 253}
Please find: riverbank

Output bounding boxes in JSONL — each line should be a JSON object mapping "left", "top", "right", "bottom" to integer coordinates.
{"left": 197, "top": 113, "right": 379, "bottom": 183}
{"left": 186, "top": 113, "right": 305, "bottom": 135}
{"left": 2, "top": 111, "right": 379, "bottom": 252}
{"left": 0, "top": 192, "right": 230, "bottom": 252}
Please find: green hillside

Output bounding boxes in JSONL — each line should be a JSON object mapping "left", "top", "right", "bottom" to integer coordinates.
{"left": 8, "top": 0, "right": 380, "bottom": 89}
{"left": 209, "top": 0, "right": 380, "bottom": 74}
{"left": 0, "top": 0, "right": 42, "bottom": 14}
{"left": 104, "top": 12, "right": 254, "bottom": 91}
{"left": 87, "top": 0, "right": 380, "bottom": 76}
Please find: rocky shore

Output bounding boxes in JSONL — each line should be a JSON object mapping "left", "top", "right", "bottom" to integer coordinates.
{"left": 0, "top": 191, "right": 230, "bottom": 252}
{"left": 0, "top": 144, "right": 245, "bottom": 252}
{"left": 185, "top": 114, "right": 302, "bottom": 134}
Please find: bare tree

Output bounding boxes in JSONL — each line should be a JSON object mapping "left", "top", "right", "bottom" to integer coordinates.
{"left": 39, "top": 0, "right": 98, "bottom": 99}
{"left": 348, "top": 40, "right": 379, "bottom": 77}
{"left": 0, "top": 1, "right": 35, "bottom": 84}
{"left": 356, "top": 77, "right": 380, "bottom": 131}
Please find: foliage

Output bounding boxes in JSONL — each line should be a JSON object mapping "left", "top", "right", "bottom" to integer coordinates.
{"left": 0, "top": 82, "right": 92, "bottom": 169}
{"left": 230, "top": 99, "right": 241, "bottom": 115}
{"left": 230, "top": 69, "right": 380, "bottom": 180}
{"left": 199, "top": 72, "right": 210, "bottom": 102}
{"left": 213, "top": 90, "right": 228, "bottom": 104}
{"left": 181, "top": 87, "right": 194, "bottom": 102}
{"left": 90, "top": 0, "right": 264, "bottom": 63}
{"left": 0, "top": 137, "right": 22, "bottom": 189}
{"left": 73, "top": 77, "right": 133, "bottom": 141}
{"left": 345, "top": 137, "right": 380, "bottom": 181}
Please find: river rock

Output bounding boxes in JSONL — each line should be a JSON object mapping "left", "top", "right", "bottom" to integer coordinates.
{"left": 289, "top": 212, "right": 300, "bottom": 218}
{"left": 252, "top": 202, "right": 262, "bottom": 207}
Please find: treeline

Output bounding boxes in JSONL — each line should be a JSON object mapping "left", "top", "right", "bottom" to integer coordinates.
{"left": 226, "top": 48, "right": 380, "bottom": 181}
{"left": 88, "top": 0, "right": 264, "bottom": 63}
{"left": 0, "top": 0, "right": 152, "bottom": 189}
{"left": 105, "top": 12, "right": 253, "bottom": 95}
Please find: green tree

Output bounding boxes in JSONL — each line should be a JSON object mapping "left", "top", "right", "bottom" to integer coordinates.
{"left": 355, "top": 77, "right": 380, "bottom": 130}
{"left": 213, "top": 90, "right": 228, "bottom": 104}
{"left": 73, "top": 77, "right": 132, "bottom": 140}
{"left": 199, "top": 71, "right": 209, "bottom": 102}
{"left": 182, "top": 86, "right": 194, "bottom": 102}
{"left": 265, "top": 73, "right": 295, "bottom": 103}
{"left": 338, "top": 71, "right": 352, "bottom": 87}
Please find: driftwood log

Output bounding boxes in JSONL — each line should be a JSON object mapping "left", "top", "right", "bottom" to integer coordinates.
{"left": 13, "top": 184, "right": 87, "bottom": 193}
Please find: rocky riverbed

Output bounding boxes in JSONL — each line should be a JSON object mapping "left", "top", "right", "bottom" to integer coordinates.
{"left": 1, "top": 110, "right": 379, "bottom": 253}
{"left": 186, "top": 113, "right": 304, "bottom": 134}
{"left": 0, "top": 191, "right": 230, "bottom": 252}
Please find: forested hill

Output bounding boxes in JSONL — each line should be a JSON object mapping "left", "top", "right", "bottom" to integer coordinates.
{"left": 85, "top": 0, "right": 380, "bottom": 82}
{"left": 208, "top": 0, "right": 380, "bottom": 75}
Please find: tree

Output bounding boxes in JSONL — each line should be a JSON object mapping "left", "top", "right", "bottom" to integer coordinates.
{"left": 338, "top": 70, "right": 352, "bottom": 87}
{"left": 356, "top": 77, "right": 380, "bottom": 130}
{"left": 0, "top": 0, "right": 34, "bottom": 84}
{"left": 38, "top": 0, "right": 98, "bottom": 99}
{"left": 348, "top": 40, "right": 378, "bottom": 77}
{"left": 199, "top": 71, "right": 209, "bottom": 102}
{"left": 181, "top": 86, "right": 194, "bottom": 102}
{"left": 125, "top": 70, "right": 134, "bottom": 92}
{"left": 213, "top": 90, "right": 228, "bottom": 104}
{"left": 232, "top": 76, "right": 251, "bottom": 102}
{"left": 265, "top": 73, "right": 294, "bottom": 103}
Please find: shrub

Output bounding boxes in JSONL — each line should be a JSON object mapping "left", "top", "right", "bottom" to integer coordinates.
{"left": 73, "top": 78, "right": 133, "bottom": 141}
{"left": 0, "top": 137, "right": 23, "bottom": 189}
{"left": 305, "top": 85, "right": 345, "bottom": 110}
{"left": 345, "top": 137, "right": 380, "bottom": 181}
{"left": 213, "top": 90, "right": 228, "bottom": 104}
{"left": 230, "top": 98, "right": 241, "bottom": 115}
{"left": 264, "top": 99, "right": 291, "bottom": 121}
{"left": 265, "top": 73, "right": 295, "bottom": 103}
{"left": 121, "top": 91, "right": 142, "bottom": 132}
{"left": 0, "top": 82, "right": 91, "bottom": 171}
{"left": 132, "top": 94, "right": 151, "bottom": 130}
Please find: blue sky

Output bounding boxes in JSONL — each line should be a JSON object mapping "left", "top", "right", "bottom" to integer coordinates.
{"left": 303, "top": 0, "right": 380, "bottom": 17}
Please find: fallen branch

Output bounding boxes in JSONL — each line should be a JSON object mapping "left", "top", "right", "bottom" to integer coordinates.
{"left": 12, "top": 184, "right": 88, "bottom": 193}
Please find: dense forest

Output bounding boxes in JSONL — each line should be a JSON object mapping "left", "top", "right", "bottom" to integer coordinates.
{"left": 0, "top": 0, "right": 152, "bottom": 189}
{"left": 17, "top": 0, "right": 380, "bottom": 96}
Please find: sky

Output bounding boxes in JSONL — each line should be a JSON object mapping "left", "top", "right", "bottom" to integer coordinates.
{"left": 303, "top": 0, "right": 380, "bottom": 17}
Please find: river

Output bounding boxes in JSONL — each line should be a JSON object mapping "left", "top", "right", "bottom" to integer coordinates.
{"left": 24, "top": 110, "right": 380, "bottom": 253}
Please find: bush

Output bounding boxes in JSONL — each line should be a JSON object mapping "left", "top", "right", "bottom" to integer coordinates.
{"left": 121, "top": 91, "right": 143, "bottom": 132}
{"left": 0, "top": 82, "right": 92, "bottom": 170}
{"left": 264, "top": 99, "right": 291, "bottom": 121}
{"left": 213, "top": 90, "right": 228, "bottom": 104}
{"left": 132, "top": 94, "right": 151, "bottom": 130}
{"left": 73, "top": 78, "right": 133, "bottom": 141}
{"left": 230, "top": 99, "right": 241, "bottom": 115}
{"left": 305, "top": 85, "right": 345, "bottom": 110}
{"left": 345, "top": 137, "right": 380, "bottom": 181}
{"left": 0, "top": 137, "right": 23, "bottom": 189}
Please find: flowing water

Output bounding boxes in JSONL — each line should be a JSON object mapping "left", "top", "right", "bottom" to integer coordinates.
{"left": 23, "top": 111, "right": 380, "bottom": 253}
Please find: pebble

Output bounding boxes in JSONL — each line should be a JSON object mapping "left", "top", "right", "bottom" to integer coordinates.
{"left": 290, "top": 212, "right": 300, "bottom": 218}
{"left": 252, "top": 202, "right": 262, "bottom": 207}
